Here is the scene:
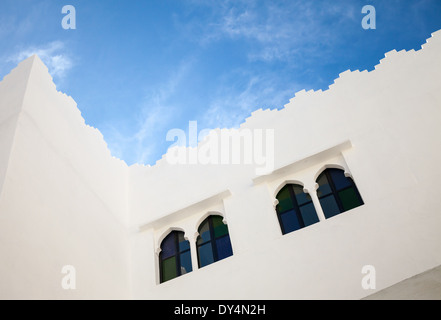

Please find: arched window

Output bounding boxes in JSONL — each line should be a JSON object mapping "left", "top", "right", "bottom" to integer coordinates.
{"left": 159, "top": 231, "right": 192, "bottom": 283}
{"left": 197, "top": 215, "right": 233, "bottom": 268}
{"left": 316, "top": 168, "right": 364, "bottom": 219}
{"left": 275, "top": 184, "right": 319, "bottom": 235}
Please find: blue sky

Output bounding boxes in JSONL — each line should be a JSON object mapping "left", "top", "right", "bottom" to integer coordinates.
{"left": 1, "top": 0, "right": 440, "bottom": 166}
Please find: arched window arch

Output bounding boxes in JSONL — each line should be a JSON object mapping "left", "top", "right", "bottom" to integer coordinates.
{"left": 159, "top": 231, "right": 192, "bottom": 283}
{"left": 197, "top": 215, "right": 233, "bottom": 268}
{"left": 275, "top": 184, "right": 319, "bottom": 235}
{"left": 316, "top": 168, "right": 364, "bottom": 219}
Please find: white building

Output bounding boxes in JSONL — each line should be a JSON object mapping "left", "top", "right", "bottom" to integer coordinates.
{"left": 0, "top": 29, "right": 441, "bottom": 300}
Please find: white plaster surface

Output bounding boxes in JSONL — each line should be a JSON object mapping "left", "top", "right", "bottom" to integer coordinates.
{"left": 0, "top": 56, "right": 130, "bottom": 299}
{"left": 1, "top": 30, "right": 441, "bottom": 299}
{"left": 363, "top": 265, "right": 441, "bottom": 300}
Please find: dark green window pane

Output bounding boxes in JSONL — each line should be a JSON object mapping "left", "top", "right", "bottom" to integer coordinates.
{"left": 162, "top": 256, "right": 177, "bottom": 282}
{"left": 276, "top": 187, "right": 294, "bottom": 212}
{"left": 277, "top": 198, "right": 294, "bottom": 212}
{"left": 280, "top": 209, "right": 301, "bottom": 234}
{"left": 329, "top": 169, "right": 351, "bottom": 190}
{"left": 277, "top": 185, "right": 291, "bottom": 200}
{"left": 338, "top": 188, "right": 363, "bottom": 212}
{"left": 320, "top": 194, "right": 341, "bottom": 218}
{"left": 276, "top": 186, "right": 294, "bottom": 212}
{"left": 293, "top": 185, "right": 310, "bottom": 205}
{"left": 211, "top": 216, "right": 229, "bottom": 238}
{"left": 198, "top": 242, "right": 214, "bottom": 268}
{"left": 300, "top": 203, "right": 319, "bottom": 227}
{"left": 211, "top": 216, "right": 224, "bottom": 228}
{"left": 214, "top": 223, "right": 228, "bottom": 238}
{"left": 197, "top": 221, "right": 211, "bottom": 245}
{"left": 179, "top": 250, "right": 192, "bottom": 274}
{"left": 317, "top": 174, "right": 332, "bottom": 197}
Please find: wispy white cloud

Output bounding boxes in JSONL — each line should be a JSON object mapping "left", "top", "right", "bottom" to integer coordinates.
{"left": 104, "top": 59, "right": 193, "bottom": 165}
{"left": 200, "top": 74, "right": 297, "bottom": 130}
{"left": 190, "top": 1, "right": 359, "bottom": 63}
{"left": 106, "top": 2, "right": 362, "bottom": 164}
{"left": 181, "top": 1, "right": 360, "bottom": 133}
{"left": 104, "top": 100, "right": 173, "bottom": 166}
{"left": 132, "top": 105, "right": 174, "bottom": 165}
{"left": 8, "top": 41, "right": 73, "bottom": 79}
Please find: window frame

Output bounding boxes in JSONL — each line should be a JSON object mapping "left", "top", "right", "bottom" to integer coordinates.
{"left": 159, "top": 231, "right": 191, "bottom": 283}
{"left": 275, "top": 184, "right": 318, "bottom": 235}
{"left": 196, "top": 215, "right": 233, "bottom": 268}
{"left": 316, "top": 168, "right": 364, "bottom": 218}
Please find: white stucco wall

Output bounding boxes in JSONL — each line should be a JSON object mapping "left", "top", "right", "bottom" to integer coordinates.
{"left": 0, "top": 56, "right": 130, "bottom": 299}
{"left": 129, "top": 29, "right": 441, "bottom": 299}
{"left": 0, "top": 56, "right": 33, "bottom": 205}
{"left": 0, "top": 30, "right": 440, "bottom": 300}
